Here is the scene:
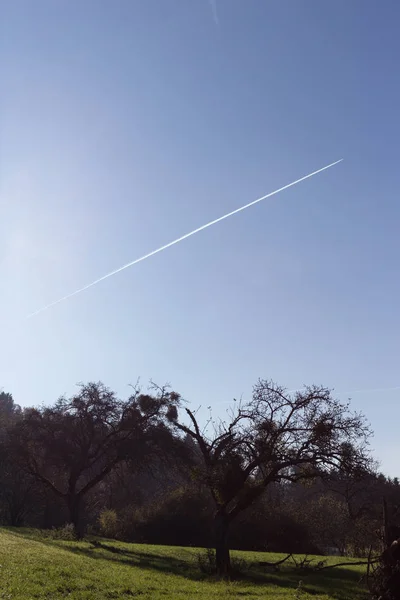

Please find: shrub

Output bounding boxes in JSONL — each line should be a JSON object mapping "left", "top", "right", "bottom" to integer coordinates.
{"left": 197, "top": 548, "right": 216, "bottom": 575}
{"left": 39, "top": 523, "right": 77, "bottom": 541}
{"left": 118, "top": 486, "right": 214, "bottom": 546}
{"left": 98, "top": 509, "right": 119, "bottom": 539}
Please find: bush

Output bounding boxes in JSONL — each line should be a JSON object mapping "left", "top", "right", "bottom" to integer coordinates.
{"left": 197, "top": 548, "right": 216, "bottom": 575}
{"left": 98, "top": 509, "right": 119, "bottom": 539}
{"left": 229, "top": 501, "right": 318, "bottom": 554}
{"left": 116, "top": 485, "right": 317, "bottom": 553}
{"left": 118, "top": 486, "right": 214, "bottom": 546}
{"left": 39, "top": 523, "right": 77, "bottom": 541}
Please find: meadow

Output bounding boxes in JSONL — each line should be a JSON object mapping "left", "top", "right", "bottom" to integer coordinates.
{"left": 0, "top": 528, "right": 368, "bottom": 600}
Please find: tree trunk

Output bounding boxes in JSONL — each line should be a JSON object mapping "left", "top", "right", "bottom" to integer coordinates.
{"left": 383, "top": 496, "right": 389, "bottom": 550}
{"left": 9, "top": 504, "right": 24, "bottom": 527}
{"left": 67, "top": 494, "right": 83, "bottom": 539}
{"left": 214, "top": 511, "right": 231, "bottom": 578}
{"left": 42, "top": 494, "right": 50, "bottom": 529}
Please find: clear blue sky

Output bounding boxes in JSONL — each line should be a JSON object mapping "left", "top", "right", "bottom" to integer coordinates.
{"left": 1, "top": 1, "right": 399, "bottom": 475}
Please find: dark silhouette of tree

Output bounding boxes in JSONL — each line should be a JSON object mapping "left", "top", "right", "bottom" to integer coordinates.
{"left": 171, "top": 378, "right": 372, "bottom": 577}
{"left": 0, "top": 450, "right": 37, "bottom": 526}
{"left": 0, "top": 391, "right": 21, "bottom": 436}
{"left": 0, "top": 390, "right": 34, "bottom": 526}
{"left": 10, "top": 381, "right": 179, "bottom": 537}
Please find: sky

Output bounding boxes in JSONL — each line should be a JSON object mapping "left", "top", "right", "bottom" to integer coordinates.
{"left": 1, "top": 0, "right": 400, "bottom": 475}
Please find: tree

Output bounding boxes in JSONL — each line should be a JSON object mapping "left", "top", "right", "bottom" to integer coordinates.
{"left": 0, "top": 391, "right": 21, "bottom": 438}
{"left": 11, "top": 381, "right": 179, "bottom": 537}
{"left": 171, "top": 379, "right": 372, "bottom": 577}
{"left": 0, "top": 390, "right": 33, "bottom": 526}
{"left": 0, "top": 450, "right": 37, "bottom": 526}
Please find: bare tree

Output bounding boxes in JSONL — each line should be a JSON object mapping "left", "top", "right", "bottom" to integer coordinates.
{"left": 10, "top": 382, "right": 179, "bottom": 537}
{"left": 171, "top": 379, "right": 372, "bottom": 577}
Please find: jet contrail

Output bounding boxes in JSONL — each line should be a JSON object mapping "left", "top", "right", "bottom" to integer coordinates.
{"left": 26, "top": 159, "right": 343, "bottom": 319}
{"left": 217, "top": 385, "right": 400, "bottom": 405}
{"left": 287, "top": 385, "right": 400, "bottom": 396}
{"left": 209, "top": 0, "right": 219, "bottom": 25}
{"left": 343, "top": 386, "right": 400, "bottom": 395}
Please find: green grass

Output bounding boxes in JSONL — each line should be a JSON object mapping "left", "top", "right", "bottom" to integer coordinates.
{"left": 0, "top": 528, "right": 368, "bottom": 600}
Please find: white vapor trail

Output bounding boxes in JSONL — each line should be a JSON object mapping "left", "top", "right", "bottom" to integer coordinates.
{"left": 217, "top": 385, "right": 400, "bottom": 405}
{"left": 287, "top": 385, "right": 400, "bottom": 396}
{"left": 209, "top": 0, "right": 219, "bottom": 25}
{"left": 26, "top": 159, "right": 343, "bottom": 319}
{"left": 340, "top": 386, "right": 400, "bottom": 395}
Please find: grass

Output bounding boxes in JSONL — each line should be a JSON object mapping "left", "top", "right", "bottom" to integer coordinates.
{"left": 0, "top": 528, "right": 368, "bottom": 600}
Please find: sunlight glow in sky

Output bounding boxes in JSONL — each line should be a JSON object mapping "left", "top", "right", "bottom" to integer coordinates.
{"left": 1, "top": 0, "right": 400, "bottom": 475}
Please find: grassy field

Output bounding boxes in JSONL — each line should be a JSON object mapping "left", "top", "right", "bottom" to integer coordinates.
{"left": 0, "top": 528, "right": 368, "bottom": 600}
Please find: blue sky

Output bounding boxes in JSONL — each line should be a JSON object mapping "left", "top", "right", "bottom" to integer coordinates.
{"left": 1, "top": 0, "right": 399, "bottom": 475}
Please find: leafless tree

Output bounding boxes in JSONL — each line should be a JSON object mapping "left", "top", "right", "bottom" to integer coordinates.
{"left": 10, "top": 382, "right": 179, "bottom": 537}
{"left": 172, "top": 378, "right": 372, "bottom": 577}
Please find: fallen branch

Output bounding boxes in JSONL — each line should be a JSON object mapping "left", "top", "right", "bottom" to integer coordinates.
{"left": 259, "top": 552, "right": 379, "bottom": 573}
{"left": 259, "top": 553, "right": 292, "bottom": 569}
{"left": 318, "top": 558, "right": 379, "bottom": 571}
{"left": 290, "top": 554, "right": 327, "bottom": 571}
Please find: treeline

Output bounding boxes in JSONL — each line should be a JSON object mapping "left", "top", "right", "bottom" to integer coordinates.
{"left": 0, "top": 381, "right": 399, "bottom": 575}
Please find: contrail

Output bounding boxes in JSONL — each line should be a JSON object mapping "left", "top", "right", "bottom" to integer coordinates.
{"left": 217, "top": 385, "right": 400, "bottom": 405}
{"left": 26, "top": 159, "right": 343, "bottom": 319}
{"left": 343, "top": 386, "right": 400, "bottom": 395}
{"left": 287, "top": 385, "right": 400, "bottom": 396}
{"left": 209, "top": 0, "right": 219, "bottom": 25}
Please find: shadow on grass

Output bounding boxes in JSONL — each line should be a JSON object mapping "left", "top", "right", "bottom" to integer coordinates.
{"left": 9, "top": 531, "right": 368, "bottom": 600}
{"left": 66, "top": 542, "right": 368, "bottom": 599}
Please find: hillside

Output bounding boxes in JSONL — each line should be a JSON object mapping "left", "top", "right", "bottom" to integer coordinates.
{"left": 0, "top": 528, "right": 368, "bottom": 599}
